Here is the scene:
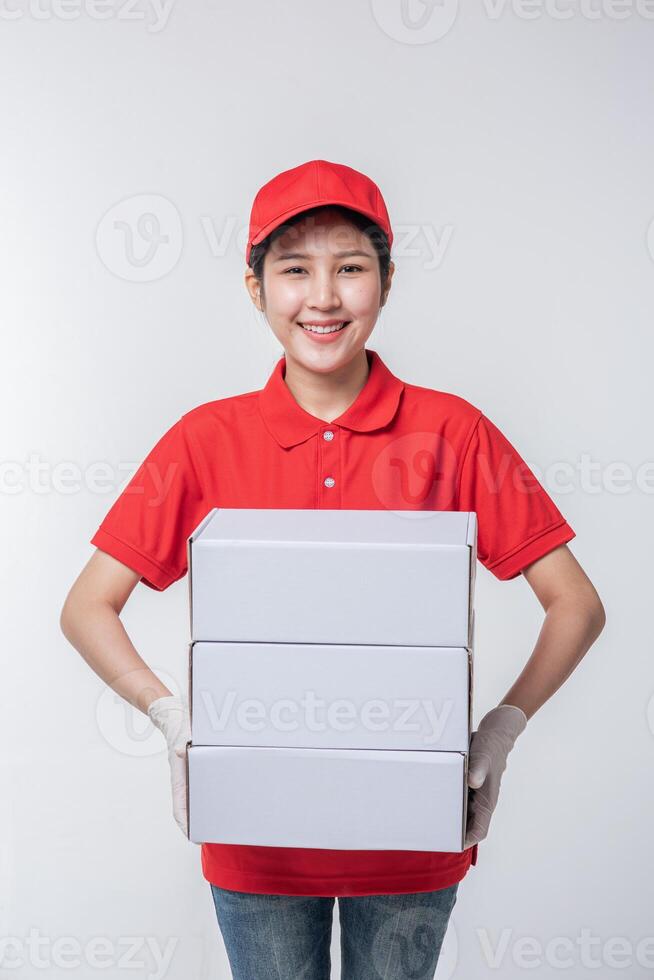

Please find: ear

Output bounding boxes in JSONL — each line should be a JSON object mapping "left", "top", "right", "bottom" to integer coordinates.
{"left": 244, "top": 267, "right": 263, "bottom": 312}
{"left": 380, "top": 260, "right": 395, "bottom": 308}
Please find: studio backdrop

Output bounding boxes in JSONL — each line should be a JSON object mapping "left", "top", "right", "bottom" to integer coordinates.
{"left": 2, "top": 3, "right": 652, "bottom": 978}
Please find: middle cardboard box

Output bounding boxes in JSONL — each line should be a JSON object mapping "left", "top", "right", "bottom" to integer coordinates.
{"left": 190, "top": 640, "right": 471, "bottom": 752}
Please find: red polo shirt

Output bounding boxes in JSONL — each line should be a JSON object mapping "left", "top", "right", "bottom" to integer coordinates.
{"left": 91, "top": 347, "right": 575, "bottom": 897}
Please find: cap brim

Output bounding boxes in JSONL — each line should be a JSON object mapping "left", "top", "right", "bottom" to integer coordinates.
{"left": 250, "top": 199, "right": 389, "bottom": 250}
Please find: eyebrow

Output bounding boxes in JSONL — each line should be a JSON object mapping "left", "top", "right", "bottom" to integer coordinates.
{"left": 271, "top": 249, "right": 374, "bottom": 263}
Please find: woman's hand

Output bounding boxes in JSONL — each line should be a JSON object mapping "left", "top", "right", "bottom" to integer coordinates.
{"left": 464, "top": 703, "right": 527, "bottom": 848}
{"left": 147, "top": 695, "right": 192, "bottom": 839}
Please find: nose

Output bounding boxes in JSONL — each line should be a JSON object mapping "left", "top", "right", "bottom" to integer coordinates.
{"left": 306, "top": 271, "right": 341, "bottom": 312}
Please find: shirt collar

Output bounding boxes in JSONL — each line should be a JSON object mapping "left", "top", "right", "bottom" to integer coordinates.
{"left": 258, "top": 347, "right": 405, "bottom": 449}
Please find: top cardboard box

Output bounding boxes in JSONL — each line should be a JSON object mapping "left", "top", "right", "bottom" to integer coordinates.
{"left": 187, "top": 508, "right": 477, "bottom": 647}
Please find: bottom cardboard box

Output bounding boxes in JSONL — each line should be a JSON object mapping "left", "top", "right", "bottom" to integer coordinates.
{"left": 187, "top": 744, "right": 468, "bottom": 852}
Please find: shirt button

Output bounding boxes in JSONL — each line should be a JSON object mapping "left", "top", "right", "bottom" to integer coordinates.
{"left": 324, "top": 476, "right": 335, "bottom": 488}
{"left": 323, "top": 430, "right": 334, "bottom": 441}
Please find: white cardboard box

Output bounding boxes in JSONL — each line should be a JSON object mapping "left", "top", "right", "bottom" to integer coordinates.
{"left": 187, "top": 508, "right": 477, "bottom": 647}
{"left": 190, "top": 640, "right": 472, "bottom": 752}
{"left": 187, "top": 744, "right": 468, "bottom": 852}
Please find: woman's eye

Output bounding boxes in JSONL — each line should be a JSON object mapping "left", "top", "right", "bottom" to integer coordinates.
{"left": 282, "top": 264, "right": 364, "bottom": 275}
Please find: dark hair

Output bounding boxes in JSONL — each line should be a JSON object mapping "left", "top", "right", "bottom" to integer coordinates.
{"left": 248, "top": 204, "right": 392, "bottom": 307}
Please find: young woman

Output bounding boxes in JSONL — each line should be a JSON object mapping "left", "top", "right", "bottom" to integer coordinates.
{"left": 60, "top": 159, "right": 606, "bottom": 980}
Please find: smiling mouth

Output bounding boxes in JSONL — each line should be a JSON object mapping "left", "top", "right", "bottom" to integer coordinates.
{"left": 298, "top": 321, "right": 351, "bottom": 335}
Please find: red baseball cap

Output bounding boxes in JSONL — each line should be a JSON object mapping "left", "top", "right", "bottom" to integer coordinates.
{"left": 246, "top": 159, "right": 393, "bottom": 265}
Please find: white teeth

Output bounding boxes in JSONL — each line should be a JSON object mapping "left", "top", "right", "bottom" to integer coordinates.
{"left": 300, "top": 322, "right": 348, "bottom": 334}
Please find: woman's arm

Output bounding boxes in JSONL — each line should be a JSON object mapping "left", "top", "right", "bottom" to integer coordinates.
{"left": 60, "top": 549, "right": 192, "bottom": 837}
{"left": 464, "top": 542, "right": 606, "bottom": 847}
{"left": 500, "top": 543, "right": 607, "bottom": 720}
{"left": 59, "top": 549, "right": 173, "bottom": 715}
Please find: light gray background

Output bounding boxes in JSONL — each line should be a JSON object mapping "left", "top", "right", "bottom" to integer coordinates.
{"left": 2, "top": 2, "right": 652, "bottom": 977}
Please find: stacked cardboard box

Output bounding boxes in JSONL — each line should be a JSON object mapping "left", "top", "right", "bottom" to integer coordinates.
{"left": 185, "top": 508, "right": 476, "bottom": 852}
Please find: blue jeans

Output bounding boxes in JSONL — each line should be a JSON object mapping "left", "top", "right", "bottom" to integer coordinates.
{"left": 210, "top": 882, "right": 459, "bottom": 980}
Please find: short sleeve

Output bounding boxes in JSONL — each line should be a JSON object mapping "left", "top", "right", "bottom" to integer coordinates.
{"left": 457, "top": 413, "right": 576, "bottom": 580}
{"left": 90, "top": 414, "right": 209, "bottom": 591}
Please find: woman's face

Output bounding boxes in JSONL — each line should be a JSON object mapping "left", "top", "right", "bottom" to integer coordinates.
{"left": 246, "top": 208, "right": 394, "bottom": 374}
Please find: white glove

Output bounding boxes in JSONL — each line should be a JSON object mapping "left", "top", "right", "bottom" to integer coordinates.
{"left": 464, "top": 703, "right": 527, "bottom": 848}
{"left": 147, "top": 694, "right": 192, "bottom": 840}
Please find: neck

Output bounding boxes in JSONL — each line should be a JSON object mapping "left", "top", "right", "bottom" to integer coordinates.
{"left": 282, "top": 349, "right": 370, "bottom": 423}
